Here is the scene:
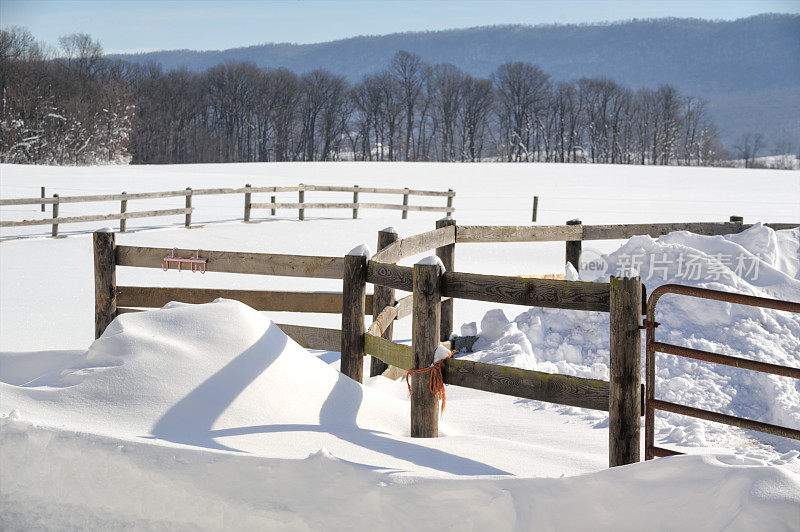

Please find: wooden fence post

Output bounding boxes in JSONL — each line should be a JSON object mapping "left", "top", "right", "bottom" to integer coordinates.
{"left": 402, "top": 188, "right": 409, "bottom": 219}
{"left": 41, "top": 186, "right": 46, "bottom": 212}
{"left": 185, "top": 187, "right": 192, "bottom": 227}
{"left": 436, "top": 218, "right": 456, "bottom": 342}
{"left": 411, "top": 259, "right": 442, "bottom": 437}
{"left": 244, "top": 183, "right": 252, "bottom": 222}
{"left": 371, "top": 228, "right": 398, "bottom": 376}
{"left": 566, "top": 219, "right": 582, "bottom": 273}
{"left": 94, "top": 231, "right": 117, "bottom": 339}
{"left": 341, "top": 251, "right": 367, "bottom": 382}
{"left": 51, "top": 194, "right": 59, "bottom": 237}
{"left": 299, "top": 185, "right": 305, "bottom": 221}
{"left": 120, "top": 192, "right": 127, "bottom": 232}
{"left": 609, "top": 275, "right": 642, "bottom": 467}
{"left": 532, "top": 196, "right": 539, "bottom": 222}
{"left": 271, "top": 195, "right": 277, "bottom": 216}
{"left": 353, "top": 185, "right": 359, "bottom": 219}
{"left": 446, "top": 189, "right": 454, "bottom": 217}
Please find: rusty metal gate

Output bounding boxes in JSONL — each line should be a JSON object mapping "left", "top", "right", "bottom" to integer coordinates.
{"left": 643, "top": 284, "right": 800, "bottom": 460}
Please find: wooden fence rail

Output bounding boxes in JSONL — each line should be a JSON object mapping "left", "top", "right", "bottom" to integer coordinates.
{"left": 1, "top": 208, "right": 192, "bottom": 228}
{"left": 116, "top": 245, "right": 344, "bottom": 278}
{"left": 456, "top": 221, "right": 797, "bottom": 243}
{"left": 116, "top": 286, "right": 374, "bottom": 314}
{"left": 1, "top": 183, "right": 455, "bottom": 237}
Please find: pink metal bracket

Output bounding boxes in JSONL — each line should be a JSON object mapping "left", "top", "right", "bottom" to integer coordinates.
{"left": 162, "top": 248, "right": 208, "bottom": 273}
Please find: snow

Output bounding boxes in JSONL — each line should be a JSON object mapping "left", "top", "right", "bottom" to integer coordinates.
{"left": 466, "top": 224, "right": 800, "bottom": 463}
{"left": 346, "top": 243, "right": 372, "bottom": 258}
{"left": 461, "top": 322, "right": 478, "bottom": 336}
{"left": 433, "top": 344, "right": 452, "bottom": 363}
{"left": 2, "top": 420, "right": 799, "bottom": 530}
{"left": 417, "top": 254, "right": 446, "bottom": 271}
{"left": 1, "top": 161, "right": 799, "bottom": 528}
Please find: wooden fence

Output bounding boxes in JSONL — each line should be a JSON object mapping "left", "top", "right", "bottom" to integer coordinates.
{"left": 92, "top": 216, "right": 798, "bottom": 468}
{"left": 453, "top": 217, "right": 797, "bottom": 272}
{"left": 344, "top": 220, "right": 644, "bottom": 466}
{"left": 1, "top": 183, "right": 455, "bottom": 237}
{"left": 93, "top": 232, "right": 353, "bottom": 351}
{"left": 345, "top": 216, "right": 798, "bottom": 463}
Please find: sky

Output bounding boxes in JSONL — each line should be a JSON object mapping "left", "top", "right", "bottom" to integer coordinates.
{"left": 1, "top": 0, "right": 798, "bottom": 54}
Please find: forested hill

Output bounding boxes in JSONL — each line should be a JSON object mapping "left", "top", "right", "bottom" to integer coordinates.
{"left": 112, "top": 14, "right": 800, "bottom": 148}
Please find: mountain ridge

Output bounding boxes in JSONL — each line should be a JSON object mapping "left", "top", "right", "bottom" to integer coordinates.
{"left": 110, "top": 14, "right": 800, "bottom": 148}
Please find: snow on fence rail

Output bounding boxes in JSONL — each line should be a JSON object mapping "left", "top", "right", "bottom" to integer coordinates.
{"left": 0, "top": 183, "right": 456, "bottom": 237}
{"left": 91, "top": 216, "right": 799, "bottom": 469}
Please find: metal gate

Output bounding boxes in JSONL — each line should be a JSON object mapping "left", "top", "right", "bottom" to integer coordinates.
{"left": 643, "top": 284, "right": 800, "bottom": 460}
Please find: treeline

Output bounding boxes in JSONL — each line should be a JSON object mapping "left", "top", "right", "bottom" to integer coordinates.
{"left": 2, "top": 27, "right": 726, "bottom": 166}
{"left": 1, "top": 29, "right": 133, "bottom": 165}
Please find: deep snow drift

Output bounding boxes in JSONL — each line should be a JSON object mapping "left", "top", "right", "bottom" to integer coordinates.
{"left": 0, "top": 298, "right": 610, "bottom": 478}
{"left": 3, "top": 420, "right": 799, "bottom": 530}
{"left": 466, "top": 224, "right": 800, "bottom": 463}
{"left": 2, "top": 298, "right": 799, "bottom": 530}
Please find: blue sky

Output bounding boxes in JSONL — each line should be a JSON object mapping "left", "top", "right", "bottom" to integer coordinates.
{"left": 2, "top": 0, "right": 798, "bottom": 53}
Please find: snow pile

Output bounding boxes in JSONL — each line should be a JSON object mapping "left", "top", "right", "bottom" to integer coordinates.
{"left": 466, "top": 225, "right": 800, "bottom": 456}
{"left": 0, "top": 298, "right": 409, "bottom": 454}
{"left": 2, "top": 416, "right": 799, "bottom": 530}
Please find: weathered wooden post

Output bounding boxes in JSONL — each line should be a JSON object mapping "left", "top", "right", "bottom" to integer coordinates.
{"left": 436, "top": 218, "right": 455, "bottom": 342}
{"left": 411, "top": 258, "right": 443, "bottom": 438}
{"left": 609, "top": 275, "right": 642, "bottom": 467}
{"left": 120, "top": 192, "right": 127, "bottom": 232}
{"left": 94, "top": 230, "right": 117, "bottom": 339}
{"left": 244, "top": 183, "right": 252, "bottom": 222}
{"left": 446, "top": 189, "right": 454, "bottom": 217}
{"left": 270, "top": 195, "right": 277, "bottom": 216}
{"left": 298, "top": 184, "right": 305, "bottom": 221}
{"left": 341, "top": 249, "right": 367, "bottom": 382}
{"left": 531, "top": 195, "right": 539, "bottom": 222}
{"left": 353, "top": 185, "right": 359, "bottom": 219}
{"left": 371, "top": 228, "right": 398, "bottom": 376}
{"left": 51, "top": 194, "right": 59, "bottom": 237}
{"left": 41, "top": 186, "right": 46, "bottom": 212}
{"left": 565, "top": 219, "right": 582, "bottom": 273}
{"left": 402, "top": 188, "right": 409, "bottom": 219}
{"left": 185, "top": 187, "right": 192, "bottom": 228}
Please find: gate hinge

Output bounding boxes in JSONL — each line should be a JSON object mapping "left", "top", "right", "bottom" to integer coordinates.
{"left": 640, "top": 319, "right": 660, "bottom": 330}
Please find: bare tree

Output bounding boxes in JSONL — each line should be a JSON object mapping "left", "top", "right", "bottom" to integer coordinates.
{"left": 493, "top": 62, "right": 550, "bottom": 161}
{"left": 458, "top": 76, "right": 493, "bottom": 161}
{"left": 734, "top": 133, "right": 765, "bottom": 168}
{"left": 390, "top": 51, "right": 425, "bottom": 161}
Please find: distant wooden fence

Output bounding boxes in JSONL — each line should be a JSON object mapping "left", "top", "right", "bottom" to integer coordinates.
{"left": 1, "top": 183, "right": 455, "bottom": 237}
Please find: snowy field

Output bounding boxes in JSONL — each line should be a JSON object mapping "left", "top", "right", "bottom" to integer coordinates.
{"left": 1, "top": 162, "right": 799, "bottom": 530}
